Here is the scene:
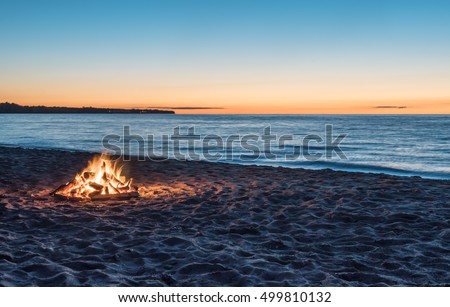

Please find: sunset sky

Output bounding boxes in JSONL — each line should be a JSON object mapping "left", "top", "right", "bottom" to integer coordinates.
{"left": 1, "top": 0, "right": 450, "bottom": 114}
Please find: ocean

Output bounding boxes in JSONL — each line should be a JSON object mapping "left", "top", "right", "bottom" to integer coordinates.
{"left": 1, "top": 114, "right": 449, "bottom": 179}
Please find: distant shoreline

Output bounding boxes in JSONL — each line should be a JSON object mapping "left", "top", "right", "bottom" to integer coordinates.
{"left": 0, "top": 102, "right": 175, "bottom": 114}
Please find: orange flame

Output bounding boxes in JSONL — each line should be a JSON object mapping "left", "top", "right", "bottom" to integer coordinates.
{"left": 53, "top": 155, "right": 138, "bottom": 200}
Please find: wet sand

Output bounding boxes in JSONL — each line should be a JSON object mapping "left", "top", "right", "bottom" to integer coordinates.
{"left": 0, "top": 146, "right": 449, "bottom": 286}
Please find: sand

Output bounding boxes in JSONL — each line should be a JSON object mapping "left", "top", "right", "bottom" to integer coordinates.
{"left": 0, "top": 146, "right": 449, "bottom": 286}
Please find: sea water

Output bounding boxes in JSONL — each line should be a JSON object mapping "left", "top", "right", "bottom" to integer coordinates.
{"left": 1, "top": 114, "right": 449, "bottom": 179}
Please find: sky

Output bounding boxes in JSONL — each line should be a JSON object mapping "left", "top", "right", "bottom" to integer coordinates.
{"left": 1, "top": 0, "right": 450, "bottom": 114}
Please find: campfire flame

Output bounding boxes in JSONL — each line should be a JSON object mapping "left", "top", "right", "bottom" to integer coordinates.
{"left": 52, "top": 155, "right": 139, "bottom": 200}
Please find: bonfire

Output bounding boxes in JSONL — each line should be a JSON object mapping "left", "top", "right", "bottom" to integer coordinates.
{"left": 51, "top": 155, "right": 139, "bottom": 200}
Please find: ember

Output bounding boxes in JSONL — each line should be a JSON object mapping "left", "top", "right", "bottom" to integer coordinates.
{"left": 51, "top": 155, "right": 139, "bottom": 200}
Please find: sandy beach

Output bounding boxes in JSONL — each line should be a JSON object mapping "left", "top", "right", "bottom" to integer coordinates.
{"left": 0, "top": 146, "right": 449, "bottom": 286}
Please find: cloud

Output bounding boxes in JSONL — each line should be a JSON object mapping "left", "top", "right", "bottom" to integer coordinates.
{"left": 374, "top": 105, "right": 407, "bottom": 109}
{"left": 149, "top": 106, "right": 225, "bottom": 110}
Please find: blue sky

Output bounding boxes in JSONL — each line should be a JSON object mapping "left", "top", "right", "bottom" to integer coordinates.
{"left": 1, "top": 0, "right": 450, "bottom": 113}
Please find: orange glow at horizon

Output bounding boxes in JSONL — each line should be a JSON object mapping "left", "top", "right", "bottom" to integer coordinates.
{"left": 4, "top": 77, "right": 450, "bottom": 115}
{"left": 3, "top": 97, "right": 450, "bottom": 114}
{"left": 2, "top": 78, "right": 450, "bottom": 114}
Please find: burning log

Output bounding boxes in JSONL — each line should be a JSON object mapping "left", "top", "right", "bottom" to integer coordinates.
{"left": 83, "top": 172, "right": 95, "bottom": 180}
{"left": 51, "top": 155, "right": 139, "bottom": 201}
{"left": 89, "top": 182, "right": 104, "bottom": 191}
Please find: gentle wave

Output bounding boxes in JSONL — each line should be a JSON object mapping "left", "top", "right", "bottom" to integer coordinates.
{"left": 236, "top": 160, "right": 450, "bottom": 180}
